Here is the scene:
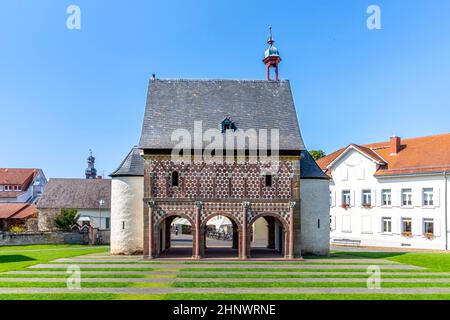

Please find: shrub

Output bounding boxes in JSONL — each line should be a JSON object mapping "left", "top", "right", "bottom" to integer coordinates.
{"left": 9, "top": 225, "right": 25, "bottom": 234}
{"left": 54, "top": 208, "right": 79, "bottom": 231}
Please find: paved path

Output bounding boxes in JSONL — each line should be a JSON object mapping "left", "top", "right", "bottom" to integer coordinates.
{"left": 7, "top": 270, "right": 444, "bottom": 276}
{"left": 52, "top": 258, "right": 400, "bottom": 264}
{"left": 1, "top": 277, "right": 450, "bottom": 283}
{"left": 29, "top": 263, "right": 423, "bottom": 270}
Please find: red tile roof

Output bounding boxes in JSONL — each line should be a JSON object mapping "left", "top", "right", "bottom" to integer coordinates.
{"left": 0, "top": 204, "right": 37, "bottom": 219}
{"left": 317, "top": 133, "right": 450, "bottom": 177}
{"left": 0, "top": 169, "right": 39, "bottom": 198}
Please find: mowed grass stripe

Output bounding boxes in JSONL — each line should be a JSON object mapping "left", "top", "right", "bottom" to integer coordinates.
{"left": 2, "top": 281, "right": 450, "bottom": 289}
{"left": 3, "top": 293, "right": 450, "bottom": 300}
{"left": 0, "top": 281, "right": 172, "bottom": 288}
{"left": 171, "top": 282, "right": 450, "bottom": 288}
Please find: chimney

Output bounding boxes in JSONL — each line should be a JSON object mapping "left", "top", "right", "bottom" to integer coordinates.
{"left": 390, "top": 136, "right": 401, "bottom": 155}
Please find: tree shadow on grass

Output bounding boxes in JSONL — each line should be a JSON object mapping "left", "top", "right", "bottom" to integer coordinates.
{"left": 0, "top": 255, "right": 36, "bottom": 263}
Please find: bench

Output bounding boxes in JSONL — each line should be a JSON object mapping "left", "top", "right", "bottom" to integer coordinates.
{"left": 331, "top": 238, "right": 362, "bottom": 247}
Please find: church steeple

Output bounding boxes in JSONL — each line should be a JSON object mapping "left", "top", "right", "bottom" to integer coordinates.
{"left": 263, "top": 27, "right": 282, "bottom": 81}
{"left": 85, "top": 149, "right": 97, "bottom": 179}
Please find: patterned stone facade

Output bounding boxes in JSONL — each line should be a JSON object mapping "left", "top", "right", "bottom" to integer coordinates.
{"left": 143, "top": 155, "right": 302, "bottom": 259}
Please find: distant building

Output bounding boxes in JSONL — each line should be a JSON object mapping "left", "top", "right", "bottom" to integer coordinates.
{"left": 37, "top": 178, "right": 111, "bottom": 232}
{"left": 317, "top": 133, "right": 450, "bottom": 250}
{"left": 0, "top": 168, "right": 47, "bottom": 203}
{"left": 0, "top": 168, "right": 47, "bottom": 232}
{"left": 85, "top": 150, "right": 98, "bottom": 179}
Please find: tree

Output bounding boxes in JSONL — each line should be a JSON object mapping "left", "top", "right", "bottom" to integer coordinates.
{"left": 309, "top": 150, "right": 326, "bottom": 161}
{"left": 54, "top": 208, "right": 79, "bottom": 231}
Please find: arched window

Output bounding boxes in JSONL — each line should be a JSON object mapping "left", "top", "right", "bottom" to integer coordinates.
{"left": 172, "top": 171, "right": 179, "bottom": 187}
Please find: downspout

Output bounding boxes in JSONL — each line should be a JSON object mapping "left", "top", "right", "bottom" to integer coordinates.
{"left": 445, "top": 171, "right": 448, "bottom": 251}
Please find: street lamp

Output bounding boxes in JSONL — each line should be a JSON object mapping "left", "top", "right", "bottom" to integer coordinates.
{"left": 98, "top": 199, "right": 105, "bottom": 230}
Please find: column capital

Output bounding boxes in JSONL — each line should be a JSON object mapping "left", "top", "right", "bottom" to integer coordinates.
{"left": 195, "top": 201, "right": 203, "bottom": 209}
{"left": 242, "top": 201, "right": 251, "bottom": 209}
{"left": 289, "top": 201, "right": 296, "bottom": 208}
{"left": 146, "top": 200, "right": 156, "bottom": 208}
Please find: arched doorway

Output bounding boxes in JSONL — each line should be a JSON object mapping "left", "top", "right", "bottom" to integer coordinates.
{"left": 249, "top": 214, "right": 288, "bottom": 258}
{"left": 201, "top": 213, "right": 240, "bottom": 258}
{"left": 156, "top": 214, "right": 195, "bottom": 258}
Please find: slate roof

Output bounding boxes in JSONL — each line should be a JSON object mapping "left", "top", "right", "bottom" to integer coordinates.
{"left": 317, "top": 133, "right": 450, "bottom": 177}
{"left": 110, "top": 147, "right": 145, "bottom": 177}
{"left": 37, "top": 179, "right": 111, "bottom": 210}
{"left": 300, "top": 151, "right": 330, "bottom": 180}
{"left": 139, "top": 79, "right": 305, "bottom": 151}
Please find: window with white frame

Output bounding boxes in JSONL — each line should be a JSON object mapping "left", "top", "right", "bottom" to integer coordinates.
{"left": 423, "top": 219, "right": 434, "bottom": 235}
{"left": 382, "top": 189, "right": 392, "bottom": 206}
{"left": 402, "top": 218, "right": 412, "bottom": 235}
{"left": 382, "top": 217, "right": 392, "bottom": 233}
{"left": 423, "top": 188, "right": 434, "bottom": 206}
{"left": 402, "top": 189, "right": 413, "bottom": 206}
{"left": 362, "top": 190, "right": 372, "bottom": 206}
{"left": 342, "top": 190, "right": 351, "bottom": 207}
{"left": 329, "top": 191, "right": 332, "bottom": 206}
{"left": 0, "top": 185, "right": 3, "bottom": 191}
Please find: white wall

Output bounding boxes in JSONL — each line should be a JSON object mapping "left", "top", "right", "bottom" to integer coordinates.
{"left": 300, "top": 178, "right": 330, "bottom": 255}
{"left": 330, "top": 148, "right": 449, "bottom": 250}
{"left": 110, "top": 176, "right": 144, "bottom": 255}
{"left": 77, "top": 209, "right": 111, "bottom": 230}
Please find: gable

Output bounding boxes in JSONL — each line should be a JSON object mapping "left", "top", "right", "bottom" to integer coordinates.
{"left": 330, "top": 148, "right": 377, "bottom": 182}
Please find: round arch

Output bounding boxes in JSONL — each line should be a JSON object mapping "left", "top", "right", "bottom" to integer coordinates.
{"left": 154, "top": 212, "right": 196, "bottom": 258}
{"left": 200, "top": 212, "right": 242, "bottom": 258}
{"left": 248, "top": 212, "right": 289, "bottom": 258}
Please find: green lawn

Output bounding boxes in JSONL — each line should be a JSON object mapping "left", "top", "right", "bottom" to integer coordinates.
{"left": 1, "top": 245, "right": 450, "bottom": 300}
{"left": 0, "top": 244, "right": 108, "bottom": 273}
{"left": 334, "top": 251, "right": 450, "bottom": 272}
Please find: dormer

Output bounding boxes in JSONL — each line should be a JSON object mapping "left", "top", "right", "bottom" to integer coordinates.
{"left": 221, "top": 118, "right": 237, "bottom": 133}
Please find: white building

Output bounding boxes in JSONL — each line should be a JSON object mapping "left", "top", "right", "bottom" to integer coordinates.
{"left": 318, "top": 134, "right": 450, "bottom": 250}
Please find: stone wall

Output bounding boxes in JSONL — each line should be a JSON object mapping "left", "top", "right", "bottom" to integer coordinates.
{"left": 0, "top": 232, "right": 88, "bottom": 246}
{"left": 38, "top": 208, "right": 60, "bottom": 231}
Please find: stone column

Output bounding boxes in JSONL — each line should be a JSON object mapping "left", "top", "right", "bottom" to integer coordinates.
{"left": 241, "top": 202, "right": 250, "bottom": 259}
{"left": 267, "top": 217, "right": 275, "bottom": 249}
{"left": 149, "top": 201, "right": 156, "bottom": 258}
{"left": 193, "top": 201, "right": 203, "bottom": 259}
{"left": 232, "top": 225, "right": 239, "bottom": 249}
{"left": 287, "top": 201, "right": 296, "bottom": 259}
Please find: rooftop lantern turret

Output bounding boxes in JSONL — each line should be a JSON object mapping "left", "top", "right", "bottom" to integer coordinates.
{"left": 263, "top": 27, "right": 282, "bottom": 81}
{"left": 85, "top": 149, "right": 97, "bottom": 179}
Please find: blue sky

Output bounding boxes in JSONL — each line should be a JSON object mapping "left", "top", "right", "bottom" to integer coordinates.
{"left": 1, "top": 0, "right": 449, "bottom": 179}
